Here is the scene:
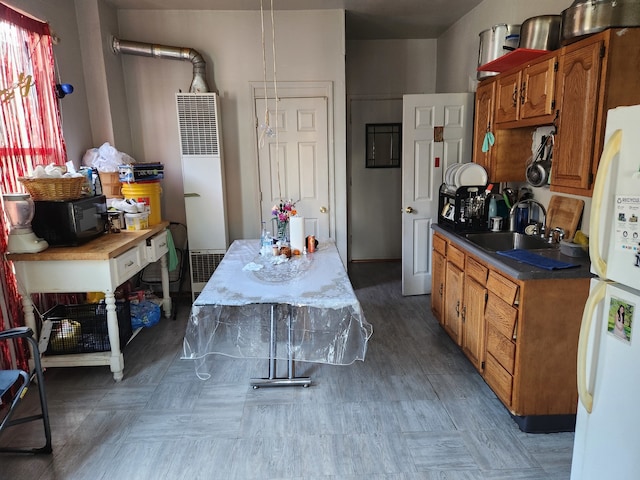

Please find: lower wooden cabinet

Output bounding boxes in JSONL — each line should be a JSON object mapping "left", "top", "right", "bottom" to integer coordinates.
{"left": 461, "top": 256, "right": 488, "bottom": 371}
{"left": 431, "top": 231, "right": 589, "bottom": 421}
{"left": 443, "top": 261, "right": 464, "bottom": 345}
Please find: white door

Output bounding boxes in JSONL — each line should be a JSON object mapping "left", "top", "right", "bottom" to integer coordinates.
{"left": 257, "top": 97, "right": 330, "bottom": 241}
{"left": 401, "top": 93, "right": 473, "bottom": 296}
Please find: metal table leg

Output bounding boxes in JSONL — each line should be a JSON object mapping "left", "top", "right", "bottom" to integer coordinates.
{"left": 250, "top": 304, "right": 311, "bottom": 388}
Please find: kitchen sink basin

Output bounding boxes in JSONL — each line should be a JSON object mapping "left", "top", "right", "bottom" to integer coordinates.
{"left": 464, "top": 231, "right": 557, "bottom": 251}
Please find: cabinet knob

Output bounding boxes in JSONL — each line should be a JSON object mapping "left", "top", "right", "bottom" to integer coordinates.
{"left": 520, "top": 82, "right": 526, "bottom": 105}
{"left": 455, "top": 300, "right": 460, "bottom": 317}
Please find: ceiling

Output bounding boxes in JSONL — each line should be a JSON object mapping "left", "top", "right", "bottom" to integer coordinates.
{"left": 104, "top": 0, "right": 485, "bottom": 39}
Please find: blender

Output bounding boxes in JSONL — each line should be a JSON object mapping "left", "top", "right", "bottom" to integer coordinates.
{"left": 3, "top": 193, "right": 48, "bottom": 253}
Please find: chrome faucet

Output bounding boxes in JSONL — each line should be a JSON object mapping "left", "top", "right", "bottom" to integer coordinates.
{"left": 547, "top": 226, "right": 565, "bottom": 244}
{"left": 508, "top": 199, "right": 547, "bottom": 234}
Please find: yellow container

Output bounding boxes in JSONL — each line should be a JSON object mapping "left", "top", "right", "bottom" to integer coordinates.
{"left": 121, "top": 181, "right": 162, "bottom": 225}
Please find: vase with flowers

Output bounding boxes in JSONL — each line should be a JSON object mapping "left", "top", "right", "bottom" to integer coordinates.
{"left": 272, "top": 199, "right": 297, "bottom": 243}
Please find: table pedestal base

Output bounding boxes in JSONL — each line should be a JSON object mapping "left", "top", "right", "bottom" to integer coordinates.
{"left": 250, "top": 304, "right": 312, "bottom": 388}
{"left": 250, "top": 377, "right": 311, "bottom": 388}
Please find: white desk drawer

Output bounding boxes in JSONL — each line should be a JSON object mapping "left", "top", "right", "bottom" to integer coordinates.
{"left": 114, "top": 244, "right": 145, "bottom": 285}
{"left": 146, "top": 230, "right": 168, "bottom": 262}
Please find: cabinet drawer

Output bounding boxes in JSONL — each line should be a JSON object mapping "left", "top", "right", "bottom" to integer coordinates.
{"left": 146, "top": 230, "right": 169, "bottom": 262}
{"left": 433, "top": 233, "right": 447, "bottom": 256}
{"left": 466, "top": 256, "right": 488, "bottom": 285}
{"left": 486, "top": 293, "right": 518, "bottom": 340}
{"left": 447, "top": 243, "right": 465, "bottom": 269}
{"left": 487, "top": 270, "right": 519, "bottom": 305}
{"left": 484, "top": 353, "right": 513, "bottom": 407}
{"left": 486, "top": 323, "right": 516, "bottom": 374}
{"left": 114, "top": 244, "right": 145, "bottom": 285}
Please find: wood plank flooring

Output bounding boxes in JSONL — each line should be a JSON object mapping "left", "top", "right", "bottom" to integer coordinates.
{"left": 0, "top": 261, "right": 574, "bottom": 479}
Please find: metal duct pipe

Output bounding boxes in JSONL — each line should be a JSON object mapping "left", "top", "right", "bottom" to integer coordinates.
{"left": 111, "top": 36, "right": 210, "bottom": 93}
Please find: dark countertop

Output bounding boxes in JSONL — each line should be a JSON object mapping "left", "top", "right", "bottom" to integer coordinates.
{"left": 433, "top": 224, "right": 593, "bottom": 281}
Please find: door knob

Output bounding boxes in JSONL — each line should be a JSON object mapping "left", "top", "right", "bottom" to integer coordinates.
{"left": 403, "top": 206, "right": 414, "bottom": 213}
{"left": 320, "top": 206, "right": 327, "bottom": 213}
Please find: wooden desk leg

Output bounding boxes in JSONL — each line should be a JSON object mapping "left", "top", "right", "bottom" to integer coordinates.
{"left": 160, "top": 254, "right": 172, "bottom": 319}
{"left": 20, "top": 288, "right": 38, "bottom": 371}
{"left": 105, "top": 292, "right": 124, "bottom": 382}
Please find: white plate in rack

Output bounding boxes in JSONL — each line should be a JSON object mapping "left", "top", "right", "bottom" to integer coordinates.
{"left": 445, "top": 163, "right": 464, "bottom": 187}
{"left": 454, "top": 163, "right": 488, "bottom": 187}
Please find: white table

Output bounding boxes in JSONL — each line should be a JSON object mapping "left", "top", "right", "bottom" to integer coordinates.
{"left": 182, "top": 239, "right": 373, "bottom": 386}
{"left": 7, "top": 222, "right": 171, "bottom": 381}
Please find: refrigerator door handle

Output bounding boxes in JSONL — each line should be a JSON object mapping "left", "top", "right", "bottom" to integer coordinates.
{"left": 589, "top": 129, "right": 622, "bottom": 279}
{"left": 577, "top": 281, "right": 607, "bottom": 414}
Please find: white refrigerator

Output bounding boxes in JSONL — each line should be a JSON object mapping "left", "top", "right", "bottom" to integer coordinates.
{"left": 571, "top": 105, "right": 640, "bottom": 479}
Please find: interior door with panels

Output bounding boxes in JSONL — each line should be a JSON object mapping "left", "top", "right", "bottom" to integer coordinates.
{"left": 257, "top": 97, "right": 329, "bottom": 241}
{"left": 401, "top": 93, "right": 473, "bottom": 296}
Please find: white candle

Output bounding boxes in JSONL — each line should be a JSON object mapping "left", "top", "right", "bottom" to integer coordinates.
{"left": 289, "top": 216, "right": 305, "bottom": 252}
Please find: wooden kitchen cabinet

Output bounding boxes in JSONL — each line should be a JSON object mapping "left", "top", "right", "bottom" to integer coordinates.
{"left": 461, "top": 255, "right": 488, "bottom": 372}
{"left": 552, "top": 28, "right": 640, "bottom": 196}
{"left": 431, "top": 234, "right": 446, "bottom": 323}
{"left": 494, "top": 56, "right": 557, "bottom": 127}
{"left": 430, "top": 229, "right": 590, "bottom": 431}
{"left": 472, "top": 79, "right": 532, "bottom": 182}
{"left": 472, "top": 28, "right": 640, "bottom": 195}
{"left": 443, "top": 243, "right": 465, "bottom": 345}
{"left": 431, "top": 233, "right": 488, "bottom": 370}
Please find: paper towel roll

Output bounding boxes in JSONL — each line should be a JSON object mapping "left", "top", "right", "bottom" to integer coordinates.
{"left": 289, "top": 216, "right": 305, "bottom": 252}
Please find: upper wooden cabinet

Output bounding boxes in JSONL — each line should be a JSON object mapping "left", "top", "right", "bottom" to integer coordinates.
{"left": 473, "top": 28, "right": 640, "bottom": 195}
{"left": 472, "top": 79, "right": 533, "bottom": 183}
{"left": 494, "top": 56, "right": 558, "bottom": 127}
{"left": 552, "top": 28, "right": 640, "bottom": 196}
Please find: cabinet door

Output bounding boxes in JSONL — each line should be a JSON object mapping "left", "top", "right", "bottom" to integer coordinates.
{"left": 462, "top": 276, "right": 487, "bottom": 372}
{"left": 552, "top": 40, "right": 603, "bottom": 193}
{"left": 520, "top": 57, "right": 557, "bottom": 121}
{"left": 443, "top": 261, "right": 464, "bottom": 345}
{"left": 494, "top": 71, "right": 520, "bottom": 124}
{"left": 431, "top": 250, "right": 446, "bottom": 324}
{"left": 472, "top": 80, "right": 495, "bottom": 172}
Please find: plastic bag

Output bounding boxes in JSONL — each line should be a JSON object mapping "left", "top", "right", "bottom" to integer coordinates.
{"left": 130, "top": 300, "right": 161, "bottom": 329}
{"left": 83, "top": 142, "right": 136, "bottom": 172}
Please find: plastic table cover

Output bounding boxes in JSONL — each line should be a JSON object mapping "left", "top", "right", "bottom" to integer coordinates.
{"left": 182, "top": 239, "right": 373, "bottom": 379}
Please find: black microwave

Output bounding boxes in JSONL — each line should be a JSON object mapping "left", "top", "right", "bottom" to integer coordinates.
{"left": 32, "top": 195, "right": 107, "bottom": 246}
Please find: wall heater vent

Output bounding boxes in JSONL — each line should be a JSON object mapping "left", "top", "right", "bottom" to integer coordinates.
{"left": 177, "top": 93, "right": 228, "bottom": 300}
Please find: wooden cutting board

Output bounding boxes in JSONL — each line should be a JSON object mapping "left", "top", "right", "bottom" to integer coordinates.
{"left": 545, "top": 195, "right": 584, "bottom": 241}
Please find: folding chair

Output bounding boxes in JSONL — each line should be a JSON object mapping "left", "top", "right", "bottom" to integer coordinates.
{"left": 0, "top": 327, "right": 52, "bottom": 454}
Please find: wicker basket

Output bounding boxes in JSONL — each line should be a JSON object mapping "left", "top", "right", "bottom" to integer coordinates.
{"left": 19, "top": 176, "right": 84, "bottom": 201}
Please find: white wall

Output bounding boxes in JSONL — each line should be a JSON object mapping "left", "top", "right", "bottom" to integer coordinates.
{"left": 112, "top": 9, "right": 347, "bottom": 257}
{"left": 347, "top": 39, "right": 437, "bottom": 260}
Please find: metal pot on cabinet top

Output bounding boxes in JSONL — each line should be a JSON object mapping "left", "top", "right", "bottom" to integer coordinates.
{"left": 561, "top": 0, "right": 640, "bottom": 44}
{"left": 477, "top": 23, "right": 521, "bottom": 80}
{"left": 518, "top": 15, "right": 562, "bottom": 51}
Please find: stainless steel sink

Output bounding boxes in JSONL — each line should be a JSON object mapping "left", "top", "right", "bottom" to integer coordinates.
{"left": 464, "top": 232, "right": 556, "bottom": 251}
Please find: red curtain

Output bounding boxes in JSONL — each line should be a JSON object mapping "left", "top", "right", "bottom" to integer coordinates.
{"left": 0, "top": 4, "right": 67, "bottom": 370}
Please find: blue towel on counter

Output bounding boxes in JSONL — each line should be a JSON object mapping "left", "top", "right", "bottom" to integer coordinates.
{"left": 496, "top": 249, "right": 578, "bottom": 270}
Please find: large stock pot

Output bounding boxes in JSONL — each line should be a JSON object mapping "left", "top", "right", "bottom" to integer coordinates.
{"left": 561, "top": 0, "right": 640, "bottom": 44}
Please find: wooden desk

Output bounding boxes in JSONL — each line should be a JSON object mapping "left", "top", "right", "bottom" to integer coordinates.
{"left": 7, "top": 222, "right": 171, "bottom": 381}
